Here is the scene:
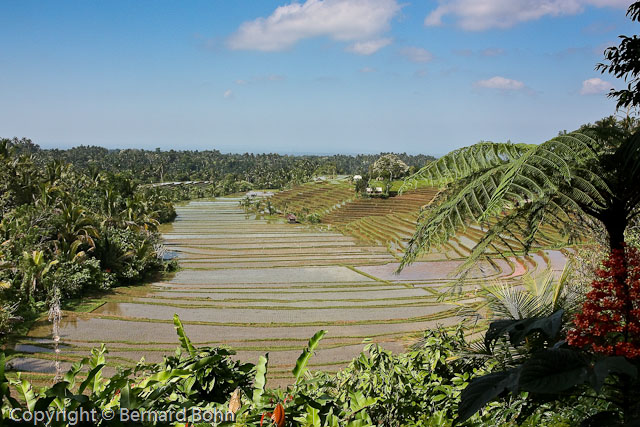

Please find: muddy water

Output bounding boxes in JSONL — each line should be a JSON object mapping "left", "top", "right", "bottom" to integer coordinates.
{"left": 16, "top": 197, "right": 563, "bottom": 384}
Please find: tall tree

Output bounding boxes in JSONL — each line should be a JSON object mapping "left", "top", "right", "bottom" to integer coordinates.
{"left": 597, "top": 1, "right": 640, "bottom": 110}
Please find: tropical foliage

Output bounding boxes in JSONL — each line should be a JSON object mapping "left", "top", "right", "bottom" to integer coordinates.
{"left": 0, "top": 317, "right": 575, "bottom": 427}
{"left": 0, "top": 138, "right": 177, "bottom": 340}
{"left": 476, "top": 265, "right": 585, "bottom": 322}
{"left": 5, "top": 314, "right": 629, "bottom": 426}
{"left": 400, "top": 117, "right": 640, "bottom": 274}
{"left": 32, "top": 143, "right": 434, "bottom": 191}
{"left": 597, "top": 1, "right": 640, "bottom": 110}
{"left": 458, "top": 246, "right": 640, "bottom": 425}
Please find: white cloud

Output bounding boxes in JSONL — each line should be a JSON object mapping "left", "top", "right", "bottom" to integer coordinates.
{"left": 425, "top": 0, "right": 632, "bottom": 31}
{"left": 399, "top": 46, "right": 433, "bottom": 63}
{"left": 475, "top": 76, "right": 525, "bottom": 90}
{"left": 223, "top": 89, "right": 234, "bottom": 98}
{"left": 346, "top": 38, "right": 392, "bottom": 55}
{"left": 235, "top": 79, "right": 248, "bottom": 85}
{"left": 360, "top": 67, "right": 377, "bottom": 73}
{"left": 228, "top": 0, "right": 401, "bottom": 51}
{"left": 580, "top": 77, "right": 612, "bottom": 95}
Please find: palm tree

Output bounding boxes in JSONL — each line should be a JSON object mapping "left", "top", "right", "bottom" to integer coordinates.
{"left": 478, "top": 265, "right": 584, "bottom": 322}
{"left": 33, "top": 182, "right": 60, "bottom": 209}
{"left": 20, "top": 250, "right": 58, "bottom": 300}
{"left": 399, "top": 120, "right": 640, "bottom": 273}
{"left": 55, "top": 201, "right": 99, "bottom": 262}
{"left": 121, "top": 194, "right": 159, "bottom": 232}
{"left": 44, "top": 160, "right": 70, "bottom": 185}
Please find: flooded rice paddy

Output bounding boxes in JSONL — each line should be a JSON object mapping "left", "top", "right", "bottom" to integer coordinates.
{"left": 13, "top": 197, "right": 567, "bottom": 385}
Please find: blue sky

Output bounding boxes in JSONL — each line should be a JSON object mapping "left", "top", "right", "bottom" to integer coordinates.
{"left": 0, "top": 0, "right": 636, "bottom": 155}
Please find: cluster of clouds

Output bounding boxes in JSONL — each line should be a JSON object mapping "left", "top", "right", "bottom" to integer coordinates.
{"left": 227, "top": 0, "right": 630, "bottom": 53}
{"left": 475, "top": 76, "right": 525, "bottom": 90}
{"left": 471, "top": 75, "right": 612, "bottom": 95}
{"left": 227, "top": 0, "right": 401, "bottom": 54}
{"left": 222, "top": 0, "right": 621, "bottom": 98}
{"left": 580, "top": 77, "right": 612, "bottom": 94}
{"left": 425, "top": 0, "right": 632, "bottom": 31}
{"left": 226, "top": 0, "right": 439, "bottom": 66}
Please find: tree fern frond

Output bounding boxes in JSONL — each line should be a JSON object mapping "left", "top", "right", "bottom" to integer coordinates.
{"left": 400, "top": 142, "right": 532, "bottom": 192}
{"left": 401, "top": 127, "right": 638, "bottom": 276}
{"left": 400, "top": 165, "right": 513, "bottom": 269}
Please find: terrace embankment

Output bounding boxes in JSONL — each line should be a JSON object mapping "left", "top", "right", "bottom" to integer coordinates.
{"left": 269, "top": 180, "right": 354, "bottom": 217}
{"left": 11, "top": 197, "right": 567, "bottom": 387}
{"left": 321, "top": 188, "right": 439, "bottom": 257}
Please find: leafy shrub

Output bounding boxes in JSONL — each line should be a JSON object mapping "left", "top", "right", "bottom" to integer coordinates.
{"left": 95, "top": 227, "right": 162, "bottom": 284}
{"left": 330, "top": 327, "right": 474, "bottom": 425}
{"left": 164, "top": 258, "right": 179, "bottom": 272}
{"left": 0, "top": 302, "right": 18, "bottom": 340}
{"left": 45, "top": 259, "right": 115, "bottom": 298}
{"left": 457, "top": 308, "right": 640, "bottom": 425}
{"left": 306, "top": 212, "right": 321, "bottom": 223}
{"left": 4, "top": 316, "right": 604, "bottom": 426}
{"left": 1, "top": 316, "right": 255, "bottom": 426}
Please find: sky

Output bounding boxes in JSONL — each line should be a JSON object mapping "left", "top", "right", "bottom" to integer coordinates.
{"left": 0, "top": 0, "right": 636, "bottom": 155}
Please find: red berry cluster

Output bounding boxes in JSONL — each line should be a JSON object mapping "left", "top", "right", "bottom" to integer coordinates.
{"left": 567, "top": 246, "right": 640, "bottom": 359}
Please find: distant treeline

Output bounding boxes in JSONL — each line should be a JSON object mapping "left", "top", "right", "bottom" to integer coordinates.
{"left": 14, "top": 140, "right": 435, "bottom": 189}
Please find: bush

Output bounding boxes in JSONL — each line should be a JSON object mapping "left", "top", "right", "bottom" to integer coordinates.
{"left": 306, "top": 212, "right": 321, "bottom": 223}
{"left": 95, "top": 227, "right": 162, "bottom": 284}
{"left": 45, "top": 259, "right": 115, "bottom": 298}
{"left": 0, "top": 302, "right": 18, "bottom": 339}
{"left": 328, "top": 327, "right": 479, "bottom": 425}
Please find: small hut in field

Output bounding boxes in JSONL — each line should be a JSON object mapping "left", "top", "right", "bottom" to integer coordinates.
{"left": 286, "top": 214, "right": 298, "bottom": 224}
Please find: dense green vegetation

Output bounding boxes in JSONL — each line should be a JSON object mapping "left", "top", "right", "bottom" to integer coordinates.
{"left": 31, "top": 142, "right": 433, "bottom": 190}
{"left": 400, "top": 115, "right": 640, "bottom": 274}
{"left": 0, "top": 313, "right": 606, "bottom": 427}
{"left": 0, "top": 138, "right": 178, "bottom": 341}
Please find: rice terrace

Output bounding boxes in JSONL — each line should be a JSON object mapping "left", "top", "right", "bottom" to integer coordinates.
{"left": 2, "top": 1, "right": 640, "bottom": 426}
{"left": 10, "top": 181, "right": 569, "bottom": 387}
